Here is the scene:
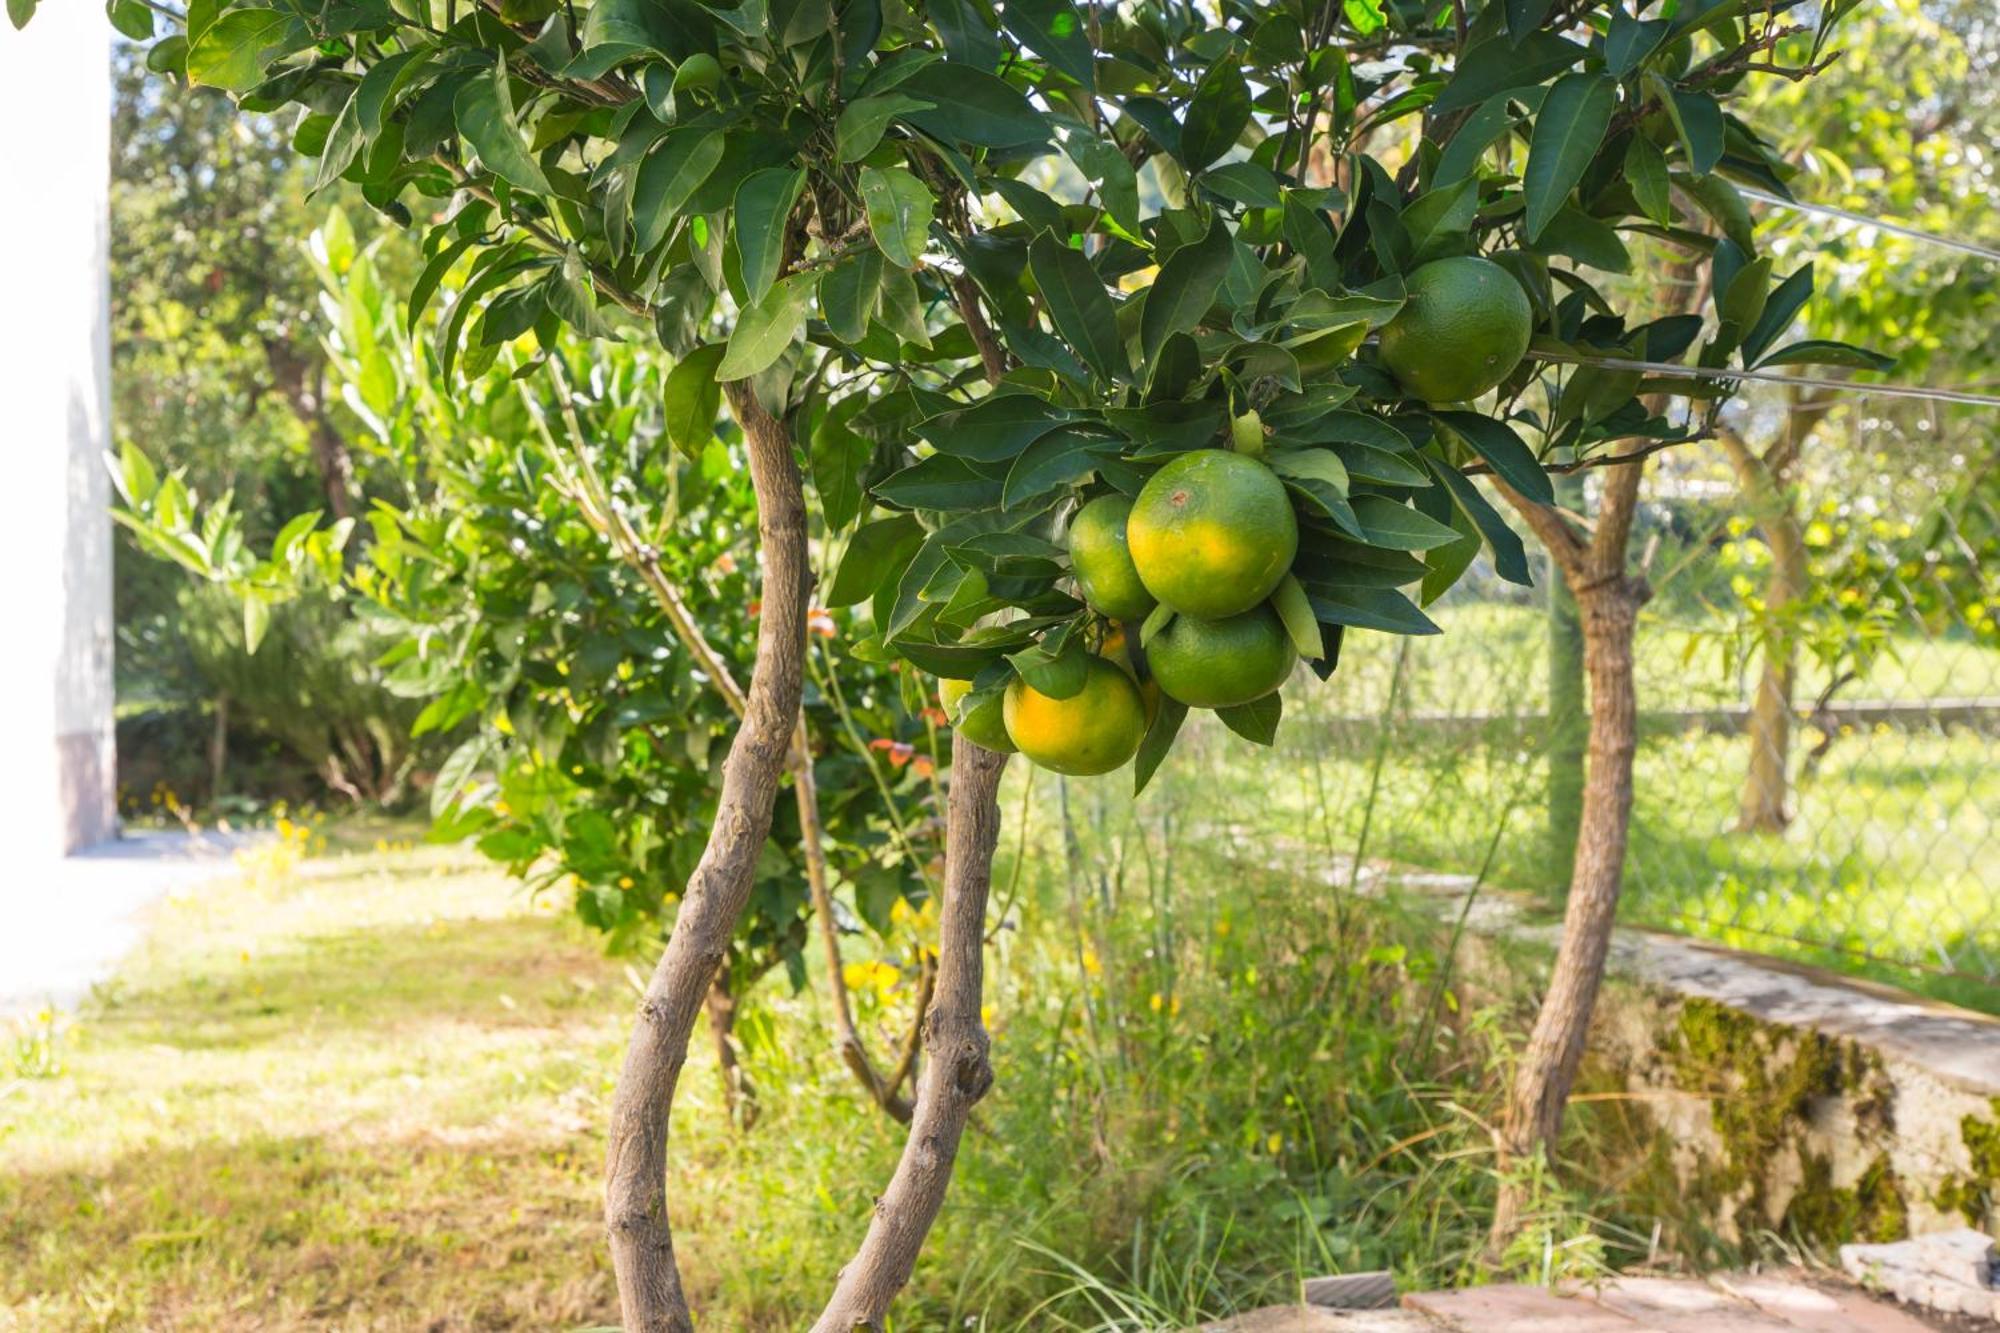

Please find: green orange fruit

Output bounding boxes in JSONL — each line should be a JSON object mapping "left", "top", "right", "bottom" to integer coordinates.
{"left": 1003, "top": 657, "right": 1148, "bottom": 776}
{"left": 1146, "top": 604, "right": 1297, "bottom": 709}
{"left": 1128, "top": 450, "right": 1298, "bottom": 620}
{"left": 674, "top": 53, "right": 724, "bottom": 96}
{"left": 1377, "top": 256, "right": 1534, "bottom": 404}
{"left": 940, "top": 677, "right": 1016, "bottom": 753}
{"left": 1067, "top": 494, "right": 1156, "bottom": 621}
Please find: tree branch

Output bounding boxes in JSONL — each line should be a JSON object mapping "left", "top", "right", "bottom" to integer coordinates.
{"left": 604, "top": 381, "right": 810, "bottom": 1333}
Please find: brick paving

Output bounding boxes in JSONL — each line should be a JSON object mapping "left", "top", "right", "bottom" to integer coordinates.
{"left": 1201, "top": 1271, "right": 1946, "bottom": 1332}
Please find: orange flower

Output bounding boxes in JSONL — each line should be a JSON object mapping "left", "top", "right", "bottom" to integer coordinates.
{"left": 807, "top": 608, "right": 837, "bottom": 637}
{"left": 869, "top": 738, "right": 916, "bottom": 768}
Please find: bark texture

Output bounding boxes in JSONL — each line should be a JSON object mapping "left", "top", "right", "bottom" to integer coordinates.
{"left": 604, "top": 382, "right": 809, "bottom": 1333}
{"left": 1490, "top": 447, "right": 1651, "bottom": 1247}
{"left": 811, "top": 735, "right": 1010, "bottom": 1333}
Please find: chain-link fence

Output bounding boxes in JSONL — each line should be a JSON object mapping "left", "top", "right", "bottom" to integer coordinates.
{"left": 1239, "top": 404, "right": 2000, "bottom": 1013}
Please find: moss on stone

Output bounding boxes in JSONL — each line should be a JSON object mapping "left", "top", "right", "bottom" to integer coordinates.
{"left": 1784, "top": 1152, "right": 1909, "bottom": 1244}
{"left": 1666, "top": 998, "right": 1895, "bottom": 1236}
{"left": 1936, "top": 1099, "right": 2000, "bottom": 1226}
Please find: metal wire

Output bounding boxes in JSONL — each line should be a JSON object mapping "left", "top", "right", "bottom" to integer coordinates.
{"left": 1740, "top": 186, "right": 2000, "bottom": 265}
{"left": 1541, "top": 352, "right": 2000, "bottom": 409}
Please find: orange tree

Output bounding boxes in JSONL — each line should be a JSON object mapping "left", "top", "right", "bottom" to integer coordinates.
{"left": 27, "top": 0, "right": 1864, "bottom": 1321}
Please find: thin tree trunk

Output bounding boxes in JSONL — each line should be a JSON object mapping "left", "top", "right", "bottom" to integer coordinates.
{"left": 208, "top": 691, "right": 230, "bottom": 804}
{"left": 704, "top": 970, "right": 757, "bottom": 1130}
{"left": 797, "top": 718, "right": 916, "bottom": 1121}
{"left": 544, "top": 386, "right": 911, "bottom": 1122}
{"left": 604, "top": 383, "right": 809, "bottom": 1333}
{"left": 1497, "top": 579, "right": 1645, "bottom": 1184}
{"left": 811, "top": 735, "right": 1009, "bottom": 1332}
{"left": 1717, "top": 391, "right": 1836, "bottom": 833}
{"left": 1739, "top": 593, "right": 1799, "bottom": 832}
{"left": 1490, "top": 444, "right": 1651, "bottom": 1250}
{"left": 1545, "top": 472, "right": 1587, "bottom": 878}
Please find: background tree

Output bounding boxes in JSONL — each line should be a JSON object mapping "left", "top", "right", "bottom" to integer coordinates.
{"left": 1719, "top": 0, "right": 1998, "bottom": 831}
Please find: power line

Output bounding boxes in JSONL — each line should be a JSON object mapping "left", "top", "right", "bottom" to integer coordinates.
{"left": 1539, "top": 351, "right": 2000, "bottom": 409}
{"left": 1741, "top": 186, "right": 2000, "bottom": 265}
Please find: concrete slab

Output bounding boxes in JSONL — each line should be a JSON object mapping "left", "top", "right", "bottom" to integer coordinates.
{"left": 1405, "top": 1284, "right": 1639, "bottom": 1331}
{"left": 1711, "top": 1273, "right": 1938, "bottom": 1332}
{"left": 1586, "top": 1276, "right": 1803, "bottom": 1330}
{"left": 0, "top": 829, "right": 258, "bottom": 1016}
{"left": 1198, "top": 1309, "right": 1431, "bottom": 1332}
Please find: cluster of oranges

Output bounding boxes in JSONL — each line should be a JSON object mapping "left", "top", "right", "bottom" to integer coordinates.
{"left": 945, "top": 444, "right": 1301, "bottom": 776}
{"left": 938, "top": 254, "right": 1540, "bottom": 779}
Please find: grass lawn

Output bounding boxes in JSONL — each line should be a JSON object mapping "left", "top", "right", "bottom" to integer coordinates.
{"left": 2, "top": 808, "right": 1698, "bottom": 1332}
{"left": 1218, "top": 602, "right": 2000, "bottom": 1013}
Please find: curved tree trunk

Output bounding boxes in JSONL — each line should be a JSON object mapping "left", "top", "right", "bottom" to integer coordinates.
{"left": 1500, "top": 581, "right": 1645, "bottom": 1151}
{"left": 811, "top": 735, "right": 1010, "bottom": 1332}
{"left": 1490, "top": 447, "right": 1651, "bottom": 1250}
{"left": 604, "top": 382, "right": 810, "bottom": 1333}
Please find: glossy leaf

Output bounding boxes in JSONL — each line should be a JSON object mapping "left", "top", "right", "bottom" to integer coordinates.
{"left": 1524, "top": 73, "right": 1615, "bottom": 241}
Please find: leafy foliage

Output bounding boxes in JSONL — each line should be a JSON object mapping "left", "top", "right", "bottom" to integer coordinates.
{"left": 60, "top": 0, "right": 1873, "bottom": 790}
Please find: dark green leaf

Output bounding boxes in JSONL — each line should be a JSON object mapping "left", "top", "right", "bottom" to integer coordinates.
{"left": 1000, "top": 428, "right": 1117, "bottom": 509}
{"left": 928, "top": 393, "right": 1073, "bottom": 463}
{"left": 1604, "top": 7, "right": 1668, "bottom": 78}
{"left": 1139, "top": 219, "right": 1232, "bottom": 364}
{"left": 1028, "top": 232, "right": 1126, "bottom": 381}
{"left": 663, "top": 343, "right": 726, "bottom": 458}
{"left": 1741, "top": 264, "right": 1811, "bottom": 365}
{"left": 633, "top": 130, "right": 724, "bottom": 254}
{"left": 1524, "top": 73, "right": 1615, "bottom": 241}
{"left": 1434, "top": 411, "right": 1552, "bottom": 503}
{"left": 717, "top": 273, "right": 811, "bottom": 380}
{"left": 1425, "top": 455, "right": 1529, "bottom": 584}
{"left": 1132, "top": 697, "right": 1187, "bottom": 796}
{"left": 1401, "top": 177, "right": 1478, "bottom": 263}
{"left": 1306, "top": 585, "right": 1441, "bottom": 635}
{"left": 820, "top": 248, "right": 885, "bottom": 344}
{"left": 811, "top": 400, "right": 875, "bottom": 530}
{"left": 896, "top": 61, "right": 1051, "bottom": 148}
{"left": 1433, "top": 32, "right": 1587, "bottom": 115}
{"left": 859, "top": 164, "right": 933, "bottom": 269}
{"left": 1624, "top": 133, "right": 1672, "bottom": 225}
{"left": 835, "top": 93, "right": 932, "bottom": 162}
{"left": 1351, "top": 495, "right": 1463, "bottom": 550}
{"left": 874, "top": 454, "right": 1005, "bottom": 510}
{"left": 734, "top": 166, "right": 806, "bottom": 305}
{"left": 828, "top": 514, "right": 925, "bottom": 606}
{"left": 1753, "top": 340, "right": 1895, "bottom": 372}
{"left": 454, "top": 62, "right": 553, "bottom": 194}
{"left": 1217, "top": 692, "right": 1282, "bottom": 745}
{"left": 1182, "top": 59, "right": 1251, "bottom": 172}
{"left": 1203, "top": 161, "right": 1283, "bottom": 208}
{"left": 1005, "top": 0, "right": 1095, "bottom": 88}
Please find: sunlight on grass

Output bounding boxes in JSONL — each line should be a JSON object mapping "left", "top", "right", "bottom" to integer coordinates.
{"left": 1, "top": 809, "right": 1669, "bottom": 1331}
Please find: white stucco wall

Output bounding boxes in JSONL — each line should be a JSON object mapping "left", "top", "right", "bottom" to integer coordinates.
{"left": 0, "top": 6, "right": 116, "bottom": 855}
